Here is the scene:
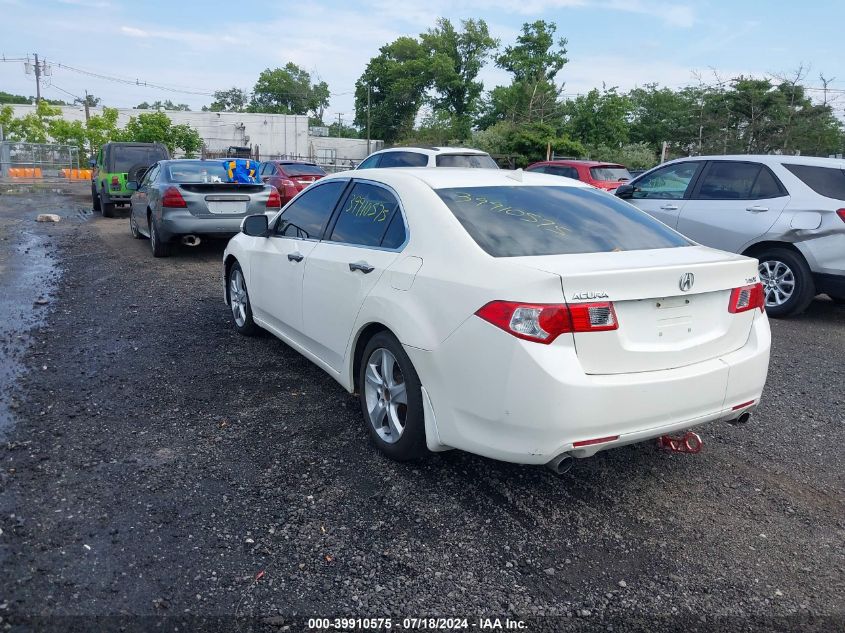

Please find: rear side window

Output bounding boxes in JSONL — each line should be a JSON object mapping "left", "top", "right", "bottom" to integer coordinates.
{"left": 546, "top": 165, "right": 580, "bottom": 179}
{"left": 276, "top": 181, "right": 346, "bottom": 239}
{"left": 437, "top": 186, "right": 691, "bottom": 257}
{"left": 694, "top": 162, "right": 785, "bottom": 200}
{"left": 109, "top": 145, "right": 169, "bottom": 172}
{"left": 435, "top": 153, "right": 498, "bottom": 168}
{"left": 783, "top": 164, "right": 845, "bottom": 199}
{"left": 330, "top": 182, "right": 401, "bottom": 247}
{"left": 379, "top": 152, "right": 428, "bottom": 168}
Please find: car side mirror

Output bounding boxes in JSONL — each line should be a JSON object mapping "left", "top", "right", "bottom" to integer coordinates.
{"left": 126, "top": 181, "right": 138, "bottom": 191}
{"left": 88, "top": 159, "right": 97, "bottom": 168}
{"left": 242, "top": 214, "right": 269, "bottom": 237}
{"left": 615, "top": 183, "right": 634, "bottom": 199}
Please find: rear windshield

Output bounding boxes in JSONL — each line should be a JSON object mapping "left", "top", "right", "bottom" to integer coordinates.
{"left": 109, "top": 145, "right": 168, "bottom": 172}
{"left": 436, "top": 154, "right": 498, "bottom": 169}
{"left": 783, "top": 164, "right": 845, "bottom": 199}
{"left": 436, "top": 186, "right": 690, "bottom": 257}
{"left": 282, "top": 163, "right": 326, "bottom": 177}
{"left": 167, "top": 161, "right": 231, "bottom": 183}
{"left": 590, "top": 166, "right": 631, "bottom": 181}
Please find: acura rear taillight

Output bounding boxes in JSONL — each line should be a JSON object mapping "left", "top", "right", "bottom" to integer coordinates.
{"left": 161, "top": 186, "right": 187, "bottom": 208}
{"left": 729, "top": 283, "right": 765, "bottom": 313}
{"left": 837, "top": 209, "right": 845, "bottom": 223}
{"left": 266, "top": 188, "right": 281, "bottom": 208}
{"left": 475, "top": 301, "right": 618, "bottom": 344}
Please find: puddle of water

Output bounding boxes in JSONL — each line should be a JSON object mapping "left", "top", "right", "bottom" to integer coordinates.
{"left": 0, "top": 230, "right": 61, "bottom": 440}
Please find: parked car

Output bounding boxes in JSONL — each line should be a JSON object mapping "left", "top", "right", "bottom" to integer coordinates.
{"left": 91, "top": 142, "right": 170, "bottom": 217}
{"left": 616, "top": 155, "right": 845, "bottom": 316}
{"left": 260, "top": 160, "right": 327, "bottom": 206}
{"left": 223, "top": 167, "right": 770, "bottom": 470}
{"left": 357, "top": 146, "right": 498, "bottom": 169}
{"left": 526, "top": 160, "right": 632, "bottom": 192}
{"left": 128, "top": 159, "right": 280, "bottom": 257}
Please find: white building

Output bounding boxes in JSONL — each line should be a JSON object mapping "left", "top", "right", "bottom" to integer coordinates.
{"left": 5, "top": 105, "right": 380, "bottom": 162}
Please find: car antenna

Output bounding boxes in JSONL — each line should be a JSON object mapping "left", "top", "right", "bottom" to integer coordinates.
{"left": 506, "top": 168, "right": 523, "bottom": 182}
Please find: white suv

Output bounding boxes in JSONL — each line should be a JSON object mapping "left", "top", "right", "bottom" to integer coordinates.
{"left": 617, "top": 155, "right": 845, "bottom": 317}
{"left": 356, "top": 146, "right": 498, "bottom": 170}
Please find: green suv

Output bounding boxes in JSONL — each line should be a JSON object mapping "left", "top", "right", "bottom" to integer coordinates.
{"left": 91, "top": 142, "right": 170, "bottom": 217}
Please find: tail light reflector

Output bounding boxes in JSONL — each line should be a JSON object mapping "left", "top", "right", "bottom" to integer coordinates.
{"left": 732, "top": 400, "right": 756, "bottom": 411}
{"left": 729, "top": 283, "right": 765, "bottom": 313}
{"left": 475, "top": 301, "right": 618, "bottom": 344}
{"left": 266, "top": 188, "right": 281, "bottom": 208}
{"left": 573, "top": 435, "right": 619, "bottom": 447}
{"left": 110, "top": 176, "right": 120, "bottom": 190}
{"left": 837, "top": 209, "right": 845, "bottom": 223}
{"left": 161, "top": 186, "right": 187, "bottom": 208}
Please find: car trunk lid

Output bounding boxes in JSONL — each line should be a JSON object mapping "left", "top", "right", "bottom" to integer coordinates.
{"left": 510, "top": 246, "right": 761, "bottom": 374}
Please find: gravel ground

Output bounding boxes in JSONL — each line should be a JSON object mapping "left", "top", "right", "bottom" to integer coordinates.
{"left": 0, "top": 186, "right": 843, "bottom": 632}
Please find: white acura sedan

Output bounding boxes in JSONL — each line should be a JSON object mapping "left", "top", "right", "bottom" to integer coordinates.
{"left": 223, "top": 168, "right": 771, "bottom": 471}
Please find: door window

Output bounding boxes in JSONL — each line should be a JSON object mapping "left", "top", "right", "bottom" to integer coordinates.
{"left": 632, "top": 162, "right": 701, "bottom": 199}
{"left": 546, "top": 165, "right": 580, "bottom": 179}
{"left": 357, "top": 154, "right": 382, "bottom": 170}
{"left": 274, "top": 180, "right": 346, "bottom": 239}
{"left": 694, "top": 161, "right": 785, "bottom": 200}
{"left": 378, "top": 152, "right": 428, "bottom": 167}
{"left": 329, "top": 182, "right": 402, "bottom": 247}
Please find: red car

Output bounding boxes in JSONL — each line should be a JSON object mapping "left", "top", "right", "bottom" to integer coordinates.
{"left": 525, "top": 160, "right": 632, "bottom": 192}
{"left": 259, "top": 160, "right": 327, "bottom": 205}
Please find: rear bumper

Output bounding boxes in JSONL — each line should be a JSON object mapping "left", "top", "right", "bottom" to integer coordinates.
{"left": 407, "top": 312, "right": 771, "bottom": 464}
{"left": 159, "top": 210, "right": 250, "bottom": 242}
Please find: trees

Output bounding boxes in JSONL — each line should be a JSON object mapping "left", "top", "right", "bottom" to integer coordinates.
{"left": 354, "top": 37, "right": 433, "bottom": 144}
{"left": 206, "top": 88, "right": 249, "bottom": 112}
{"left": 562, "top": 88, "right": 630, "bottom": 149}
{"left": 119, "top": 111, "right": 202, "bottom": 157}
{"left": 135, "top": 100, "right": 190, "bottom": 111}
{"left": 251, "top": 63, "right": 330, "bottom": 120}
{"left": 421, "top": 18, "right": 498, "bottom": 139}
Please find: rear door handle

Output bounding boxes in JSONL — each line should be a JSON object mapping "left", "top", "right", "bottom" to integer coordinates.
{"left": 746, "top": 205, "right": 769, "bottom": 213}
{"left": 349, "top": 261, "right": 374, "bottom": 274}
{"left": 287, "top": 251, "right": 304, "bottom": 262}
{"left": 659, "top": 203, "right": 679, "bottom": 211}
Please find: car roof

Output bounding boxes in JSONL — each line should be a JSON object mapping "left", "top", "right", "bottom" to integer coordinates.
{"left": 663, "top": 154, "right": 845, "bottom": 169}
{"left": 372, "top": 146, "right": 490, "bottom": 156}
{"left": 268, "top": 160, "right": 319, "bottom": 166}
{"left": 323, "top": 167, "right": 591, "bottom": 190}
{"left": 534, "top": 159, "right": 623, "bottom": 168}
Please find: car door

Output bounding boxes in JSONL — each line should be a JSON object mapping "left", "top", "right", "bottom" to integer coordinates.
{"left": 627, "top": 161, "right": 704, "bottom": 228}
{"left": 300, "top": 180, "right": 407, "bottom": 371}
{"left": 247, "top": 180, "right": 348, "bottom": 341}
{"left": 131, "top": 163, "right": 158, "bottom": 228}
{"left": 676, "top": 160, "right": 790, "bottom": 252}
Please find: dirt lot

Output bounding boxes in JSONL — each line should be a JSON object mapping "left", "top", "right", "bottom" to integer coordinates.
{"left": 0, "top": 185, "right": 843, "bottom": 632}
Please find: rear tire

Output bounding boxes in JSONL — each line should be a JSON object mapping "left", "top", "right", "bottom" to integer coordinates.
{"left": 358, "top": 331, "right": 426, "bottom": 461}
{"left": 829, "top": 295, "right": 845, "bottom": 305}
{"left": 149, "top": 215, "right": 171, "bottom": 258}
{"left": 100, "top": 191, "right": 115, "bottom": 218}
{"left": 92, "top": 184, "right": 101, "bottom": 211}
{"left": 756, "top": 247, "right": 815, "bottom": 318}
{"left": 228, "top": 262, "right": 259, "bottom": 336}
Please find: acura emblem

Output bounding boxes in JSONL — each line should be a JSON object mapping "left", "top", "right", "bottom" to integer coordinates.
{"left": 679, "top": 272, "right": 695, "bottom": 292}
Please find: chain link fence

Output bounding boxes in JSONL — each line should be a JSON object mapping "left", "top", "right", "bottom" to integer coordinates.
{"left": 0, "top": 142, "right": 85, "bottom": 182}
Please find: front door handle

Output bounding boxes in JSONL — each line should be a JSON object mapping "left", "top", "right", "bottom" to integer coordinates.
{"left": 659, "top": 203, "right": 679, "bottom": 211}
{"left": 349, "top": 261, "right": 374, "bottom": 274}
{"left": 287, "top": 251, "right": 304, "bottom": 262}
{"left": 746, "top": 205, "right": 769, "bottom": 213}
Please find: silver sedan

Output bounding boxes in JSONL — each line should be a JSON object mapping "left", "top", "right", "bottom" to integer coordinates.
{"left": 128, "top": 159, "right": 281, "bottom": 257}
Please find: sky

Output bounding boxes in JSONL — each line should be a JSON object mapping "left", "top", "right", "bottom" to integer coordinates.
{"left": 1, "top": 0, "right": 845, "bottom": 126}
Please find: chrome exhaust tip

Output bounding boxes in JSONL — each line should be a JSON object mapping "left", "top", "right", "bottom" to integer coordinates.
{"left": 545, "top": 453, "right": 574, "bottom": 475}
{"left": 736, "top": 411, "right": 752, "bottom": 424}
{"left": 181, "top": 235, "right": 201, "bottom": 246}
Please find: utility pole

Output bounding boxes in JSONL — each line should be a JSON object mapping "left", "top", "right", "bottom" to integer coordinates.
{"left": 336, "top": 112, "right": 343, "bottom": 130}
{"left": 33, "top": 53, "right": 42, "bottom": 104}
{"left": 83, "top": 90, "right": 91, "bottom": 123}
{"left": 366, "top": 84, "right": 371, "bottom": 154}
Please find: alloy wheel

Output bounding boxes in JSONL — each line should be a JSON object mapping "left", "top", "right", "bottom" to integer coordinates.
{"left": 363, "top": 348, "right": 408, "bottom": 444}
{"left": 759, "top": 259, "right": 795, "bottom": 307}
{"left": 229, "top": 268, "right": 248, "bottom": 327}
